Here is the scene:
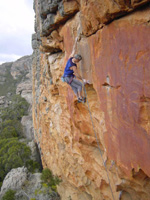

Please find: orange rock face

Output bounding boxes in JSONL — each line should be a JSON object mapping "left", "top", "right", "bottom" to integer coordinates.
{"left": 32, "top": 0, "right": 150, "bottom": 199}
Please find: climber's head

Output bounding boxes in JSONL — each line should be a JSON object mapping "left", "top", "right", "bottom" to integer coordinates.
{"left": 73, "top": 54, "right": 82, "bottom": 63}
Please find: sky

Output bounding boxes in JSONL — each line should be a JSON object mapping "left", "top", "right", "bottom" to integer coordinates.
{"left": 0, "top": 0, "right": 35, "bottom": 64}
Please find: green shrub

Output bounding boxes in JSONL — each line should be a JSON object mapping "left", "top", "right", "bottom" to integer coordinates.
{"left": 0, "top": 94, "right": 29, "bottom": 121}
{"left": 42, "top": 183, "right": 48, "bottom": 188}
{"left": 0, "top": 138, "right": 41, "bottom": 185}
{"left": 0, "top": 138, "right": 31, "bottom": 182}
{"left": 0, "top": 120, "right": 23, "bottom": 137}
{"left": 25, "top": 160, "right": 40, "bottom": 173}
{"left": 34, "top": 189, "right": 42, "bottom": 196}
{"left": 41, "top": 168, "right": 61, "bottom": 192}
{"left": 0, "top": 66, "right": 16, "bottom": 97}
{"left": 2, "top": 189, "right": 16, "bottom": 200}
{"left": 0, "top": 126, "right": 18, "bottom": 139}
{"left": 34, "top": 189, "right": 38, "bottom": 196}
{"left": 0, "top": 94, "right": 41, "bottom": 187}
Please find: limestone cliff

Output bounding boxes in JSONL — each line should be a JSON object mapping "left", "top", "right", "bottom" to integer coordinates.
{"left": 32, "top": 1, "right": 150, "bottom": 199}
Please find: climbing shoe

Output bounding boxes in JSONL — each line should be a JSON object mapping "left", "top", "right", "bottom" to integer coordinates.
{"left": 78, "top": 98, "right": 83, "bottom": 103}
{"left": 82, "top": 97, "right": 86, "bottom": 103}
{"left": 77, "top": 97, "right": 86, "bottom": 103}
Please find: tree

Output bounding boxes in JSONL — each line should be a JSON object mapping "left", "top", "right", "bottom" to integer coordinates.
{"left": 0, "top": 94, "right": 29, "bottom": 121}
{"left": 0, "top": 126, "right": 17, "bottom": 139}
{"left": 0, "top": 120, "right": 23, "bottom": 137}
{"left": 41, "top": 168, "right": 61, "bottom": 191}
{"left": 0, "top": 138, "right": 30, "bottom": 182}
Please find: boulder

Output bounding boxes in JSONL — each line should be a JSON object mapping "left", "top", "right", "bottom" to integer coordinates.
{"left": 21, "top": 114, "right": 34, "bottom": 140}
{"left": 0, "top": 167, "right": 60, "bottom": 200}
{"left": 16, "top": 80, "right": 32, "bottom": 104}
{"left": 0, "top": 167, "right": 28, "bottom": 197}
{"left": 11, "top": 56, "right": 32, "bottom": 80}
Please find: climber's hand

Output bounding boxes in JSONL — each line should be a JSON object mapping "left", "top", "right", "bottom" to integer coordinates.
{"left": 83, "top": 79, "right": 90, "bottom": 84}
{"left": 83, "top": 79, "right": 87, "bottom": 84}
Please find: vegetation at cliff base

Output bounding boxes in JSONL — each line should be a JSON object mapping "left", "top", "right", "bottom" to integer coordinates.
{"left": 0, "top": 120, "right": 22, "bottom": 139}
{"left": 0, "top": 94, "right": 29, "bottom": 122}
{"left": 0, "top": 65, "right": 28, "bottom": 97}
{"left": 2, "top": 189, "right": 16, "bottom": 200}
{"left": 0, "top": 94, "right": 40, "bottom": 188}
{"left": 0, "top": 94, "right": 29, "bottom": 139}
{"left": 41, "top": 168, "right": 62, "bottom": 192}
{"left": 0, "top": 138, "right": 40, "bottom": 187}
{"left": 0, "top": 66, "right": 16, "bottom": 97}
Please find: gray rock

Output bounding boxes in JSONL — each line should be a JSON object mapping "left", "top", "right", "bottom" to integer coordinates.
{"left": 23, "top": 173, "right": 60, "bottom": 200}
{"left": 11, "top": 55, "right": 32, "bottom": 80}
{"left": 27, "top": 141, "right": 41, "bottom": 162}
{"left": 0, "top": 96, "right": 5, "bottom": 105}
{"left": 40, "top": 0, "right": 50, "bottom": 18}
{"left": 0, "top": 62, "right": 12, "bottom": 76}
{"left": 0, "top": 77, "right": 6, "bottom": 85}
{"left": 0, "top": 62, "right": 13, "bottom": 88}
{"left": 42, "top": 13, "right": 55, "bottom": 35}
{"left": 15, "top": 191, "right": 29, "bottom": 200}
{"left": 16, "top": 80, "right": 32, "bottom": 104}
{"left": 58, "top": 1, "right": 64, "bottom": 16}
{"left": 21, "top": 113, "right": 34, "bottom": 140}
{"left": 0, "top": 167, "right": 28, "bottom": 197}
{"left": 0, "top": 167, "right": 60, "bottom": 200}
{"left": 40, "top": 0, "right": 61, "bottom": 19}
{"left": 6, "top": 92, "right": 12, "bottom": 97}
{"left": 32, "top": 33, "right": 41, "bottom": 50}
{"left": 39, "top": 0, "right": 79, "bottom": 36}
{"left": 0, "top": 96, "right": 11, "bottom": 108}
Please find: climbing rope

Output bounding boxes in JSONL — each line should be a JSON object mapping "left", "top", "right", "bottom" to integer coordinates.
{"left": 82, "top": 83, "right": 115, "bottom": 200}
{"left": 75, "top": 18, "right": 115, "bottom": 197}
{"left": 112, "top": 0, "right": 121, "bottom": 9}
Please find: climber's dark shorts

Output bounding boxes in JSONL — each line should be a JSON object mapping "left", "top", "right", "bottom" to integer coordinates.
{"left": 64, "top": 77, "right": 82, "bottom": 96}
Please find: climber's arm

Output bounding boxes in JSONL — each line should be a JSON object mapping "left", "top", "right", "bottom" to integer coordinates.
{"left": 69, "top": 37, "right": 78, "bottom": 58}
{"left": 71, "top": 66, "right": 83, "bottom": 80}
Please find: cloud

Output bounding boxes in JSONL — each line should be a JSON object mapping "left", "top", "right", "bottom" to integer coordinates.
{"left": 0, "top": 0, "right": 35, "bottom": 64}
{"left": 0, "top": 53, "right": 22, "bottom": 64}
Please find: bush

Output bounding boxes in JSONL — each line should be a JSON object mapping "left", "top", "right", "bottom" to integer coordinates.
{"left": 0, "top": 120, "right": 23, "bottom": 137}
{"left": 0, "top": 94, "right": 29, "bottom": 121}
{"left": 41, "top": 168, "right": 61, "bottom": 192}
{"left": 25, "top": 160, "right": 40, "bottom": 173}
{"left": 0, "top": 66, "right": 16, "bottom": 97}
{"left": 0, "top": 94, "right": 41, "bottom": 187}
{"left": 0, "top": 126, "right": 18, "bottom": 139}
{"left": 0, "top": 138, "right": 31, "bottom": 182}
{"left": 0, "top": 138, "right": 41, "bottom": 185}
{"left": 2, "top": 189, "right": 16, "bottom": 200}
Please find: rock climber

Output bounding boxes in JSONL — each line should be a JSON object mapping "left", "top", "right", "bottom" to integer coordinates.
{"left": 63, "top": 38, "right": 88, "bottom": 103}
